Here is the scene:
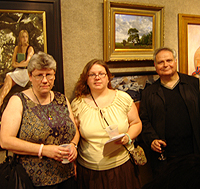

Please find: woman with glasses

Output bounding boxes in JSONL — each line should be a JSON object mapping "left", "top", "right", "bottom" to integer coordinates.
{"left": 0, "top": 51, "right": 79, "bottom": 189}
{"left": 71, "top": 59, "right": 142, "bottom": 189}
{"left": 0, "top": 30, "right": 34, "bottom": 108}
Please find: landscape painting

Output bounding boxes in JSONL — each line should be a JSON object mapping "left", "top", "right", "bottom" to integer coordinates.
{"left": 104, "top": 1, "right": 164, "bottom": 61}
{"left": 115, "top": 14, "right": 153, "bottom": 50}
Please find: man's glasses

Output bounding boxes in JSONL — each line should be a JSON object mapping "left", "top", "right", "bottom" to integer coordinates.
{"left": 32, "top": 74, "right": 55, "bottom": 81}
{"left": 88, "top": 73, "right": 107, "bottom": 79}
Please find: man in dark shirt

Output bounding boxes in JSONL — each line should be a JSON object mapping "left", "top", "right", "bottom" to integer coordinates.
{"left": 139, "top": 47, "right": 200, "bottom": 176}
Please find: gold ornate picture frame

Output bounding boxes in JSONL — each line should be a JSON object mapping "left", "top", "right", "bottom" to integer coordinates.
{"left": 178, "top": 14, "right": 200, "bottom": 75}
{"left": 104, "top": 1, "right": 164, "bottom": 63}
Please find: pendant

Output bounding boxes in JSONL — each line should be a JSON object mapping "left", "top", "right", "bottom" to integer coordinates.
{"left": 49, "top": 115, "right": 52, "bottom": 120}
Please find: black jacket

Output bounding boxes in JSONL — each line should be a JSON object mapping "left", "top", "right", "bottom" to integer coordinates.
{"left": 139, "top": 73, "right": 200, "bottom": 154}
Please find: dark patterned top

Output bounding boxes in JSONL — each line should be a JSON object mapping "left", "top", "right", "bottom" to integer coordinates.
{"left": 15, "top": 91, "right": 76, "bottom": 187}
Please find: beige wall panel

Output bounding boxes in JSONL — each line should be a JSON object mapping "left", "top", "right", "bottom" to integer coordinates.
{"left": 61, "top": 0, "right": 200, "bottom": 101}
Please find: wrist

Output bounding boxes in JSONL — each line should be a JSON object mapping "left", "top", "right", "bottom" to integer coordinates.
{"left": 70, "top": 141, "right": 77, "bottom": 148}
{"left": 125, "top": 133, "right": 132, "bottom": 145}
{"left": 38, "top": 144, "right": 44, "bottom": 159}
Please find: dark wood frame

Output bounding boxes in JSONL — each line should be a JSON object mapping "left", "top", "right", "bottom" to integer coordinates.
{"left": 0, "top": 0, "right": 64, "bottom": 93}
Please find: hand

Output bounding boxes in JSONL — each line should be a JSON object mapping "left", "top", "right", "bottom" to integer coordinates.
{"left": 151, "top": 139, "right": 167, "bottom": 153}
{"left": 42, "top": 144, "right": 72, "bottom": 162}
{"left": 116, "top": 134, "right": 129, "bottom": 145}
{"left": 67, "top": 144, "right": 78, "bottom": 162}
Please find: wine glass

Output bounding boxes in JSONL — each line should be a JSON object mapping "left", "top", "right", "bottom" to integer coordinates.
{"left": 158, "top": 140, "right": 167, "bottom": 161}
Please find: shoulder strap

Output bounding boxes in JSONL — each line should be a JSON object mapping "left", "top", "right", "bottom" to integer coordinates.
{"left": 91, "top": 93, "right": 109, "bottom": 126}
{"left": 25, "top": 45, "right": 30, "bottom": 60}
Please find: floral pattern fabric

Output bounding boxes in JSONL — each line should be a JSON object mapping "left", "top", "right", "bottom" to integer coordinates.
{"left": 15, "top": 91, "right": 76, "bottom": 186}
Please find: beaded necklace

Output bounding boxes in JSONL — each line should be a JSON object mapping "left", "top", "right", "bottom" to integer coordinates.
{"left": 32, "top": 87, "right": 52, "bottom": 120}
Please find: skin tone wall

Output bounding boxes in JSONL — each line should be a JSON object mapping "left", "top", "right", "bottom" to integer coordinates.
{"left": 61, "top": 0, "right": 200, "bottom": 101}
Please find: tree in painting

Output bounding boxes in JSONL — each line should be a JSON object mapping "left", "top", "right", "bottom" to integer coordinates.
{"left": 127, "top": 28, "right": 140, "bottom": 45}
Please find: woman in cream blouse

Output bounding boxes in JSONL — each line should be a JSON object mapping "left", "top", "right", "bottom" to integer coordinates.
{"left": 71, "top": 59, "right": 142, "bottom": 189}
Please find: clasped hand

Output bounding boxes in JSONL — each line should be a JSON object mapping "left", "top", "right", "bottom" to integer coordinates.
{"left": 151, "top": 139, "right": 167, "bottom": 153}
{"left": 43, "top": 144, "right": 77, "bottom": 162}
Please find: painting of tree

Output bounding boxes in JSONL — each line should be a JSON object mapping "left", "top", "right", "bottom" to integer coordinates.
{"left": 127, "top": 28, "right": 140, "bottom": 45}
{"left": 115, "top": 14, "right": 153, "bottom": 49}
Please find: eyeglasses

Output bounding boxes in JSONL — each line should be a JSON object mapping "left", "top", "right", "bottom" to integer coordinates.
{"left": 88, "top": 73, "right": 107, "bottom": 79}
{"left": 32, "top": 74, "right": 55, "bottom": 81}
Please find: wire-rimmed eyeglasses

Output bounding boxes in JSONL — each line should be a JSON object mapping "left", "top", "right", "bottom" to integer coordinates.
{"left": 32, "top": 74, "right": 55, "bottom": 81}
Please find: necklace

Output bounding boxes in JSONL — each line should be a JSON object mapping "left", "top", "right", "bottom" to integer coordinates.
{"left": 32, "top": 87, "right": 53, "bottom": 120}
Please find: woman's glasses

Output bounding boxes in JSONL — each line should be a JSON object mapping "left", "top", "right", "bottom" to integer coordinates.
{"left": 88, "top": 73, "right": 107, "bottom": 79}
{"left": 32, "top": 74, "right": 55, "bottom": 81}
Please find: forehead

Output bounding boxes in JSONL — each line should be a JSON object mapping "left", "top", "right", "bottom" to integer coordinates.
{"left": 156, "top": 50, "right": 173, "bottom": 58}
{"left": 21, "top": 32, "right": 28, "bottom": 37}
{"left": 32, "top": 68, "right": 55, "bottom": 74}
{"left": 156, "top": 50, "right": 174, "bottom": 61}
{"left": 89, "top": 64, "right": 106, "bottom": 72}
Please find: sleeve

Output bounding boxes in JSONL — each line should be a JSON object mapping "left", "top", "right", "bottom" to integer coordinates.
{"left": 139, "top": 88, "right": 160, "bottom": 148}
{"left": 71, "top": 97, "right": 82, "bottom": 118}
{"left": 117, "top": 90, "right": 133, "bottom": 114}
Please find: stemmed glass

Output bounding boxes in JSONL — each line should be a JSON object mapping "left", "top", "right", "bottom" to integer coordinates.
{"left": 158, "top": 140, "right": 167, "bottom": 161}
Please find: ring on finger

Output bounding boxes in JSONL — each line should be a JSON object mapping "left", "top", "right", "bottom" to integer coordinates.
{"left": 59, "top": 151, "right": 62, "bottom": 155}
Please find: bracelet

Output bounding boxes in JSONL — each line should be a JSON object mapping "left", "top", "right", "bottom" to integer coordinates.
{"left": 125, "top": 133, "right": 132, "bottom": 145}
{"left": 38, "top": 144, "right": 44, "bottom": 159}
{"left": 70, "top": 141, "right": 77, "bottom": 148}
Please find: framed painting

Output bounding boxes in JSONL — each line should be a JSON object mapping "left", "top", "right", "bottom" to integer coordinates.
{"left": 104, "top": 1, "right": 164, "bottom": 64}
{"left": 179, "top": 14, "right": 200, "bottom": 76}
{"left": 0, "top": 10, "right": 47, "bottom": 84}
{"left": 0, "top": 0, "right": 64, "bottom": 93}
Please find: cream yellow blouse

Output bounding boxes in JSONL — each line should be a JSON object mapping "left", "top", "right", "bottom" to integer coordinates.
{"left": 71, "top": 90, "right": 134, "bottom": 170}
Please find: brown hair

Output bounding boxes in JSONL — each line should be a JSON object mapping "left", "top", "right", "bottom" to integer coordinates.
{"left": 75, "top": 59, "right": 113, "bottom": 98}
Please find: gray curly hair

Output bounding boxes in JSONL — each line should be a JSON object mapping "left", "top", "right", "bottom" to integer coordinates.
{"left": 27, "top": 51, "right": 57, "bottom": 74}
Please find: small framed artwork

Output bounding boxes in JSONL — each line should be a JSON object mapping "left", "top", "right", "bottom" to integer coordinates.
{"left": 104, "top": 1, "right": 164, "bottom": 63}
{"left": 179, "top": 14, "right": 200, "bottom": 75}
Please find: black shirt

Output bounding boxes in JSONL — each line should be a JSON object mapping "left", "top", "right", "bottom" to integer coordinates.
{"left": 161, "top": 82, "right": 194, "bottom": 157}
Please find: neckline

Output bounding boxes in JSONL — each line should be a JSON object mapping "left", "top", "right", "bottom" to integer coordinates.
{"left": 22, "top": 91, "right": 54, "bottom": 106}
{"left": 83, "top": 89, "right": 118, "bottom": 109}
{"left": 32, "top": 87, "right": 51, "bottom": 106}
{"left": 161, "top": 79, "right": 180, "bottom": 90}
